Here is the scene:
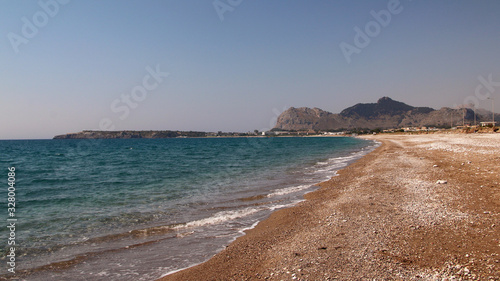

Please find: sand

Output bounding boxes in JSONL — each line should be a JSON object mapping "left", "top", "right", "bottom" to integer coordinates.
{"left": 159, "top": 133, "right": 500, "bottom": 280}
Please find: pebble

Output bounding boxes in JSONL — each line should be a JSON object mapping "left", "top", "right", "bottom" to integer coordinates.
{"left": 436, "top": 180, "right": 448, "bottom": 184}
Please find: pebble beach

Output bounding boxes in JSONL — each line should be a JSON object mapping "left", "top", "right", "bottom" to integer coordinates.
{"left": 160, "top": 133, "right": 500, "bottom": 280}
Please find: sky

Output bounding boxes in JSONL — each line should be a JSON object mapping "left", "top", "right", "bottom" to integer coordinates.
{"left": 1, "top": 0, "right": 500, "bottom": 139}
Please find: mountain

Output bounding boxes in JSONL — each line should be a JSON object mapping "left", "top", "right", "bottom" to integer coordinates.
{"left": 273, "top": 97, "right": 498, "bottom": 131}
{"left": 339, "top": 97, "right": 433, "bottom": 118}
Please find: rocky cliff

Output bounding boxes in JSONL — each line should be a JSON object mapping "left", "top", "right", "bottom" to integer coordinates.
{"left": 274, "top": 97, "right": 497, "bottom": 131}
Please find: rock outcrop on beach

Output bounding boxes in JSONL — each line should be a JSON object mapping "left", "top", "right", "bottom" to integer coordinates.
{"left": 274, "top": 97, "right": 498, "bottom": 131}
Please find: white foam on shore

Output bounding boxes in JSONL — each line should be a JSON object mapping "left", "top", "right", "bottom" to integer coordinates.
{"left": 161, "top": 219, "right": 262, "bottom": 278}
{"left": 241, "top": 220, "right": 260, "bottom": 231}
{"left": 311, "top": 141, "right": 381, "bottom": 179}
{"left": 161, "top": 138, "right": 382, "bottom": 279}
{"left": 267, "top": 184, "right": 312, "bottom": 198}
{"left": 160, "top": 262, "right": 203, "bottom": 278}
{"left": 269, "top": 201, "right": 302, "bottom": 211}
{"left": 177, "top": 208, "right": 262, "bottom": 229}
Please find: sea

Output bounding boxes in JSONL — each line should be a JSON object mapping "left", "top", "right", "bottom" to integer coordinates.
{"left": 0, "top": 136, "right": 378, "bottom": 280}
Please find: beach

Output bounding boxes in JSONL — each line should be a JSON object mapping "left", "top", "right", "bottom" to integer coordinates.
{"left": 160, "top": 133, "right": 500, "bottom": 280}
{"left": 1, "top": 137, "right": 376, "bottom": 280}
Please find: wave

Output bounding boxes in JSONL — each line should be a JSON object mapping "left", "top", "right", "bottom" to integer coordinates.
{"left": 2, "top": 137, "right": 380, "bottom": 280}
{"left": 178, "top": 208, "right": 263, "bottom": 229}
{"left": 267, "top": 184, "right": 313, "bottom": 198}
{"left": 315, "top": 141, "right": 380, "bottom": 170}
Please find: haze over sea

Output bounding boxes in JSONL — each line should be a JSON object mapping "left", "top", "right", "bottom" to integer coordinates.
{"left": 1, "top": 136, "right": 376, "bottom": 280}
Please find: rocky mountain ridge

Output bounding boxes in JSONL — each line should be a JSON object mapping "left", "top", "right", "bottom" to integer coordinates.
{"left": 273, "top": 97, "right": 498, "bottom": 131}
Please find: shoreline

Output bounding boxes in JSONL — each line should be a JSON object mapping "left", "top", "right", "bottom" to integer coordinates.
{"left": 0, "top": 136, "right": 372, "bottom": 280}
{"left": 158, "top": 137, "right": 384, "bottom": 280}
{"left": 156, "top": 137, "right": 380, "bottom": 278}
{"left": 159, "top": 133, "right": 500, "bottom": 280}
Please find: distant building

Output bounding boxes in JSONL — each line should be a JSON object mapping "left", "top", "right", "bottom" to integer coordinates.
{"left": 480, "top": 121, "right": 497, "bottom": 127}
{"left": 323, "top": 132, "right": 345, "bottom": 135}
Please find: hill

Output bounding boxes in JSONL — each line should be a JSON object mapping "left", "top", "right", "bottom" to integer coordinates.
{"left": 273, "top": 97, "right": 498, "bottom": 131}
{"left": 53, "top": 130, "right": 208, "bottom": 139}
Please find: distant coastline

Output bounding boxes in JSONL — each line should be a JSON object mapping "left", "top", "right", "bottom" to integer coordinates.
{"left": 53, "top": 96, "right": 499, "bottom": 140}
{"left": 53, "top": 130, "right": 245, "bottom": 139}
{"left": 53, "top": 127, "right": 499, "bottom": 140}
{"left": 52, "top": 130, "right": 346, "bottom": 139}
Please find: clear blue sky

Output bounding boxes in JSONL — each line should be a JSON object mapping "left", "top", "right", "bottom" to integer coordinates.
{"left": 1, "top": 0, "right": 500, "bottom": 139}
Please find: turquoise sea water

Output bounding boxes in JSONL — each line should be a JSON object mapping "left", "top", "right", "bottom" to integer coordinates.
{"left": 0, "top": 137, "right": 377, "bottom": 280}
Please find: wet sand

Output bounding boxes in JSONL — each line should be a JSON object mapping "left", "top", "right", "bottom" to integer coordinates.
{"left": 159, "top": 133, "right": 500, "bottom": 280}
